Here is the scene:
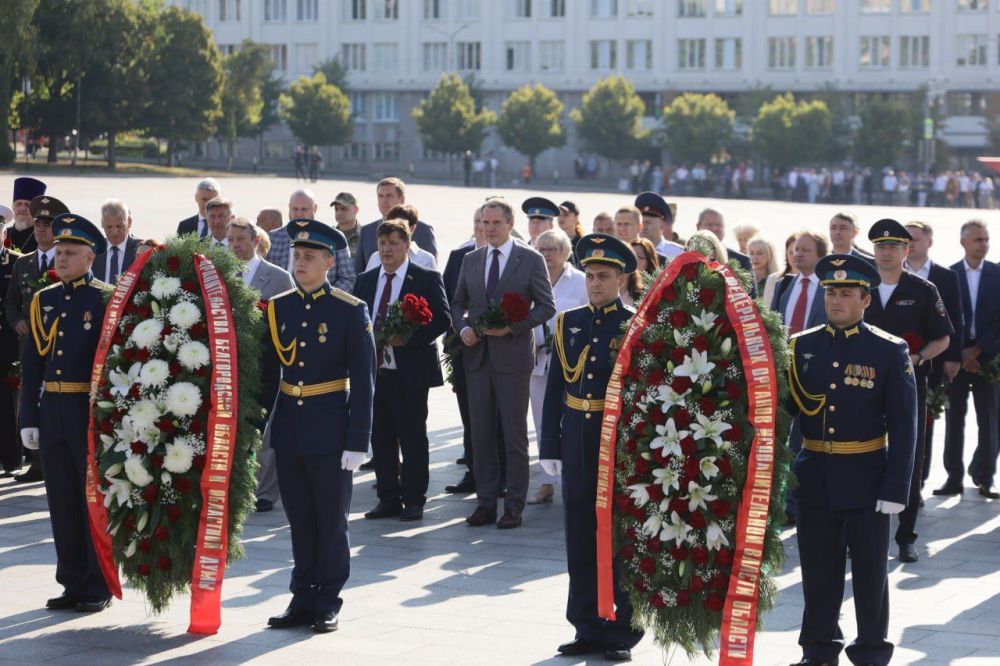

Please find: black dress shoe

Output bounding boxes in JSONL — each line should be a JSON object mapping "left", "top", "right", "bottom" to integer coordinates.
{"left": 789, "top": 660, "right": 838, "bottom": 666}
{"left": 496, "top": 509, "right": 522, "bottom": 529}
{"left": 14, "top": 467, "right": 43, "bottom": 483}
{"left": 255, "top": 498, "right": 274, "bottom": 512}
{"left": 898, "top": 543, "right": 919, "bottom": 563}
{"left": 604, "top": 643, "right": 632, "bottom": 662}
{"left": 75, "top": 599, "right": 111, "bottom": 613}
{"left": 268, "top": 606, "right": 314, "bottom": 629}
{"left": 359, "top": 458, "right": 376, "bottom": 471}
{"left": 978, "top": 483, "right": 1000, "bottom": 500}
{"left": 466, "top": 506, "right": 497, "bottom": 526}
{"left": 46, "top": 593, "right": 78, "bottom": 610}
{"left": 364, "top": 502, "right": 402, "bottom": 519}
{"left": 400, "top": 505, "right": 423, "bottom": 521}
{"left": 556, "top": 638, "right": 603, "bottom": 655}
{"left": 445, "top": 476, "right": 476, "bottom": 494}
{"left": 933, "top": 481, "right": 963, "bottom": 496}
{"left": 312, "top": 610, "right": 339, "bottom": 633}
{"left": 456, "top": 456, "right": 467, "bottom": 465}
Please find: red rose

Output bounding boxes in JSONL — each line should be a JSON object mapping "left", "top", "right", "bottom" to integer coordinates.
{"left": 130, "top": 441, "right": 147, "bottom": 455}
{"left": 724, "top": 425, "right": 742, "bottom": 442}
{"left": 138, "top": 563, "right": 151, "bottom": 576}
{"left": 157, "top": 417, "right": 175, "bottom": 434}
{"left": 156, "top": 555, "right": 172, "bottom": 571}
{"left": 193, "top": 454, "right": 206, "bottom": 470}
{"left": 635, "top": 457, "right": 650, "bottom": 475}
{"left": 671, "top": 376, "right": 692, "bottom": 394}
{"left": 677, "top": 590, "right": 691, "bottom": 606}
{"left": 166, "top": 505, "right": 182, "bottom": 522}
{"left": 670, "top": 348, "right": 686, "bottom": 364}
{"left": 698, "top": 288, "right": 715, "bottom": 307}
{"left": 650, "top": 592, "right": 666, "bottom": 608}
{"left": 717, "top": 457, "right": 733, "bottom": 477}
{"left": 648, "top": 339, "right": 666, "bottom": 357}
{"left": 709, "top": 499, "right": 731, "bottom": 518}
{"left": 138, "top": 538, "right": 152, "bottom": 553}
{"left": 500, "top": 292, "right": 531, "bottom": 323}
{"left": 123, "top": 514, "right": 137, "bottom": 531}
{"left": 646, "top": 537, "right": 662, "bottom": 553}
{"left": 649, "top": 408, "right": 667, "bottom": 426}
{"left": 691, "top": 546, "right": 709, "bottom": 565}
{"left": 668, "top": 310, "right": 689, "bottom": 328}
{"left": 151, "top": 454, "right": 164, "bottom": 469}
{"left": 681, "top": 263, "right": 699, "bottom": 281}
{"left": 2, "top": 237, "right": 10, "bottom": 248}
{"left": 680, "top": 436, "right": 696, "bottom": 456}
{"left": 663, "top": 285, "right": 677, "bottom": 302}
{"left": 692, "top": 335, "right": 709, "bottom": 352}
{"left": 154, "top": 525, "right": 169, "bottom": 541}
{"left": 688, "top": 511, "right": 707, "bottom": 529}
{"left": 647, "top": 484, "right": 664, "bottom": 503}
{"left": 669, "top": 544, "right": 689, "bottom": 561}
{"left": 639, "top": 557, "right": 655, "bottom": 576}
{"left": 135, "top": 349, "right": 151, "bottom": 363}
{"left": 166, "top": 256, "right": 181, "bottom": 272}
{"left": 725, "top": 383, "right": 740, "bottom": 400}
{"left": 182, "top": 279, "right": 198, "bottom": 293}
{"left": 674, "top": 409, "right": 692, "bottom": 428}
{"left": 689, "top": 576, "right": 706, "bottom": 592}
{"left": 704, "top": 594, "right": 725, "bottom": 612}
{"left": 668, "top": 497, "right": 688, "bottom": 515}
{"left": 648, "top": 368, "right": 666, "bottom": 386}
{"left": 711, "top": 573, "right": 729, "bottom": 590}
{"left": 190, "top": 323, "right": 206, "bottom": 338}
{"left": 717, "top": 359, "right": 730, "bottom": 370}
{"left": 619, "top": 544, "right": 635, "bottom": 560}
{"left": 715, "top": 549, "right": 734, "bottom": 566}
{"left": 699, "top": 398, "right": 717, "bottom": 416}
{"left": 46, "top": 269, "right": 59, "bottom": 282}
{"left": 142, "top": 484, "right": 158, "bottom": 504}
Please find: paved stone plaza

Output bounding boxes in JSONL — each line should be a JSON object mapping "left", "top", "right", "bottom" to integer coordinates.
{"left": 1, "top": 176, "right": 999, "bottom": 664}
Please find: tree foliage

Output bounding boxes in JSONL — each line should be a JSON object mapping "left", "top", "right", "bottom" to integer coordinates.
{"left": 220, "top": 40, "right": 273, "bottom": 165}
{"left": 751, "top": 93, "right": 833, "bottom": 167}
{"left": 854, "top": 94, "right": 912, "bottom": 168}
{"left": 660, "top": 93, "right": 734, "bottom": 165}
{"left": 312, "top": 57, "right": 350, "bottom": 94}
{"left": 0, "top": 0, "right": 38, "bottom": 164}
{"left": 571, "top": 76, "right": 648, "bottom": 163}
{"left": 496, "top": 84, "right": 565, "bottom": 169}
{"left": 278, "top": 73, "right": 353, "bottom": 148}
{"left": 411, "top": 73, "right": 495, "bottom": 156}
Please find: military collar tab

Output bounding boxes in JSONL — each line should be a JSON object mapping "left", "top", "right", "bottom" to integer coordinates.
{"left": 63, "top": 272, "right": 93, "bottom": 290}
{"left": 587, "top": 299, "right": 621, "bottom": 315}
{"left": 295, "top": 283, "right": 329, "bottom": 300}
{"left": 824, "top": 322, "right": 861, "bottom": 339}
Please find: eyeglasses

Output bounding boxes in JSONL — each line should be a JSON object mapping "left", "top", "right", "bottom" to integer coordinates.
{"left": 537, "top": 246, "right": 560, "bottom": 254}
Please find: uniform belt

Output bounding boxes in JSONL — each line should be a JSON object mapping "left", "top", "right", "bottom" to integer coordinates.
{"left": 44, "top": 381, "right": 90, "bottom": 394}
{"left": 280, "top": 378, "right": 349, "bottom": 398}
{"left": 803, "top": 435, "right": 887, "bottom": 455}
{"left": 565, "top": 394, "right": 606, "bottom": 412}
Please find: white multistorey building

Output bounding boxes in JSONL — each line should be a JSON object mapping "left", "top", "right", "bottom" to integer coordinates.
{"left": 171, "top": 0, "right": 1000, "bottom": 175}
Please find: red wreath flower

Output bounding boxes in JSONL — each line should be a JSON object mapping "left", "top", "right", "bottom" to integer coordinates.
{"left": 156, "top": 555, "right": 173, "bottom": 571}
{"left": 681, "top": 263, "right": 699, "bottom": 281}
{"left": 142, "top": 484, "right": 158, "bottom": 504}
{"left": 154, "top": 526, "right": 169, "bottom": 541}
{"left": 698, "top": 288, "right": 715, "bottom": 307}
{"left": 138, "top": 563, "right": 151, "bottom": 576}
{"left": 668, "top": 310, "right": 689, "bottom": 328}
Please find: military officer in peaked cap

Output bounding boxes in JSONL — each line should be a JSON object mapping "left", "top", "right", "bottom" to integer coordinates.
{"left": 19, "top": 213, "right": 113, "bottom": 612}
{"left": 635, "top": 191, "right": 682, "bottom": 263}
{"left": 522, "top": 196, "right": 559, "bottom": 246}
{"left": 863, "top": 218, "right": 952, "bottom": 564}
{"left": 262, "top": 218, "right": 375, "bottom": 634}
{"left": 540, "top": 233, "right": 644, "bottom": 662}
{"left": 787, "top": 254, "right": 917, "bottom": 666}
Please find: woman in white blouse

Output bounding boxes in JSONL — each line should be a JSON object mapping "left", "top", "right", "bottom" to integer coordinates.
{"left": 527, "top": 229, "right": 588, "bottom": 504}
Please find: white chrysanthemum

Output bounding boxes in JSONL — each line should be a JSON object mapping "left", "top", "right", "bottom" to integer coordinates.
{"left": 128, "top": 399, "right": 161, "bottom": 431}
{"left": 173, "top": 434, "right": 206, "bottom": 455}
{"left": 124, "top": 456, "right": 153, "bottom": 487}
{"left": 150, "top": 276, "right": 181, "bottom": 300}
{"left": 165, "top": 382, "right": 203, "bottom": 418}
{"left": 168, "top": 301, "right": 201, "bottom": 329}
{"left": 177, "top": 341, "right": 210, "bottom": 370}
{"left": 130, "top": 319, "right": 163, "bottom": 350}
{"left": 163, "top": 439, "right": 195, "bottom": 474}
{"left": 139, "top": 359, "right": 170, "bottom": 388}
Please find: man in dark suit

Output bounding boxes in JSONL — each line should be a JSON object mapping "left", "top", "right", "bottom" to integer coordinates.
{"left": 695, "top": 207, "right": 757, "bottom": 297}
{"left": 904, "top": 221, "right": 964, "bottom": 485}
{"left": 93, "top": 199, "right": 139, "bottom": 284}
{"left": 354, "top": 220, "right": 450, "bottom": 521}
{"left": 355, "top": 177, "right": 437, "bottom": 274}
{"left": 829, "top": 211, "right": 876, "bottom": 264}
{"left": 451, "top": 198, "right": 556, "bottom": 529}
{"left": 936, "top": 219, "right": 1000, "bottom": 500}
{"left": 176, "top": 177, "right": 221, "bottom": 238}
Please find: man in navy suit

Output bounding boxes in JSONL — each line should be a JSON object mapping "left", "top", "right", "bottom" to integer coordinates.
{"left": 93, "top": 199, "right": 139, "bottom": 284}
{"left": 355, "top": 178, "right": 437, "bottom": 274}
{"left": 829, "top": 211, "right": 876, "bottom": 264}
{"left": 353, "top": 220, "right": 450, "bottom": 521}
{"left": 176, "top": 178, "right": 221, "bottom": 238}
{"left": 936, "top": 219, "right": 1000, "bottom": 500}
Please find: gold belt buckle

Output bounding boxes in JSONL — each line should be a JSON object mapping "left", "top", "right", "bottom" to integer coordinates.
{"left": 580, "top": 398, "right": 591, "bottom": 411}
{"left": 290, "top": 385, "right": 302, "bottom": 397}
{"left": 823, "top": 440, "right": 833, "bottom": 453}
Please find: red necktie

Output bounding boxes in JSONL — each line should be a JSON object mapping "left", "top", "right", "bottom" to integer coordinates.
{"left": 789, "top": 275, "right": 811, "bottom": 335}
{"left": 375, "top": 272, "right": 394, "bottom": 366}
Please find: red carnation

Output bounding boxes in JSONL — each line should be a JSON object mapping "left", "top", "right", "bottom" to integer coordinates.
{"left": 680, "top": 436, "right": 696, "bottom": 456}
{"left": 619, "top": 544, "right": 635, "bottom": 560}
{"left": 157, "top": 417, "right": 175, "bottom": 434}
{"left": 129, "top": 385, "right": 141, "bottom": 399}
{"left": 724, "top": 425, "right": 742, "bottom": 442}
{"left": 615, "top": 495, "right": 631, "bottom": 512}
{"left": 699, "top": 398, "right": 717, "bottom": 416}
{"left": 99, "top": 419, "right": 114, "bottom": 435}
{"left": 653, "top": 447, "right": 671, "bottom": 465}
{"left": 650, "top": 592, "right": 666, "bottom": 608}
{"left": 668, "top": 497, "right": 688, "bottom": 515}
{"left": 691, "top": 546, "right": 710, "bottom": 565}
{"left": 156, "top": 555, "right": 172, "bottom": 571}
{"left": 169, "top": 361, "right": 182, "bottom": 376}
{"left": 717, "top": 319, "right": 733, "bottom": 335}
{"left": 136, "top": 305, "right": 152, "bottom": 319}
{"left": 684, "top": 456, "right": 700, "bottom": 478}
{"left": 710, "top": 573, "right": 729, "bottom": 590}
{"left": 136, "top": 278, "right": 150, "bottom": 292}
{"left": 717, "top": 457, "right": 733, "bottom": 477}
{"left": 648, "top": 339, "right": 666, "bottom": 357}
{"left": 663, "top": 285, "right": 677, "bottom": 302}
{"left": 112, "top": 330, "right": 125, "bottom": 346}
{"left": 688, "top": 511, "right": 707, "bottom": 529}
{"left": 681, "top": 263, "right": 699, "bottom": 281}
{"left": 195, "top": 366, "right": 210, "bottom": 378}
{"left": 161, "top": 325, "right": 174, "bottom": 337}
{"left": 138, "top": 538, "right": 152, "bottom": 553}
{"left": 190, "top": 323, "right": 206, "bottom": 338}
{"left": 698, "top": 288, "right": 715, "bottom": 308}
{"left": 692, "top": 335, "right": 709, "bottom": 352}
{"left": 671, "top": 376, "right": 692, "bottom": 394}
{"left": 709, "top": 499, "right": 731, "bottom": 518}
{"left": 639, "top": 557, "right": 656, "bottom": 576}
{"left": 670, "top": 544, "right": 689, "bottom": 561}
{"left": 634, "top": 457, "right": 650, "bottom": 475}
{"left": 704, "top": 594, "right": 725, "bottom": 611}
{"left": 141, "top": 484, "right": 158, "bottom": 504}
{"left": 121, "top": 347, "right": 135, "bottom": 363}
{"left": 717, "top": 359, "right": 730, "bottom": 370}
{"left": 670, "top": 348, "right": 686, "bottom": 365}
{"left": 190, "top": 419, "right": 205, "bottom": 435}
{"left": 689, "top": 576, "right": 706, "bottom": 592}
{"left": 151, "top": 454, "right": 164, "bottom": 469}
{"left": 135, "top": 349, "right": 151, "bottom": 363}
{"left": 648, "top": 368, "right": 666, "bottom": 386}
{"left": 677, "top": 590, "right": 691, "bottom": 606}
{"left": 154, "top": 525, "right": 169, "bottom": 541}
{"left": 636, "top": 422, "right": 648, "bottom": 437}
{"left": 193, "top": 454, "right": 206, "bottom": 470}
{"left": 123, "top": 514, "right": 137, "bottom": 531}
{"left": 182, "top": 279, "right": 198, "bottom": 293}
{"left": 674, "top": 409, "right": 692, "bottom": 428}
{"left": 166, "top": 505, "right": 182, "bottom": 522}
{"left": 499, "top": 292, "right": 531, "bottom": 323}
{"left": 166, "top": 256, "right": 181, "bottom": 272}
{"left": 130, "top": 441, "right": 147, "bottom": 455}
{"left": 715, "top": 549, "right": 734, "bottom": 566}
{"left": 725, "top": 383, "right": 740, "bottom": 400}
{"left": 647, "top": 484, "right": 664, "bottom": 503}
{"left": 649, "top": 408, "right": 667, "bottom": 426}
{"left": 646, "top": 537, "right": 662, "bottom": 554}
{"left": 625, "top": 438, "right": 637, "bottom": 454}
{"left": 137, "top": 563, "right": 151, "bottom": 576}
{"left": 668, "top": 310, "right": 689, "bottom": 328}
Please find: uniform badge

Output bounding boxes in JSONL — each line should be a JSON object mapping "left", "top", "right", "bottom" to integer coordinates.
{"left": 83, "top": 311, "right": 93, "bottom": 330}
{"left": 297, "top": 231, "right": 310, "bottom": 240}
{"left": 830, "top": 259, "right": 846, "bottom": 267}
{"left": 609, "top": 335, "right": 624, "bottom": 351}
{"left": 59, "top": 229, "right": 73, "bottom": 237}
{"left": 317, "top": 322, "right": 328, "bottom": 343}
{"left": 366, "top": 321, "right": 373, "bottom": 334}
{"left": 895, "top": 299, "right": 915, "bottom": 306}
{"left": 935, "top": 299, "right": 946, "bottom": 316}
{"left": 43, "top": 305, "right": 54, "bottom": 314}
{"left": 280, "top": 322, "right": 286, "bottom": 333}
{"left": 834, "top": 270, "right": 847, "bottom": 280}
{"left": 591, "top": 249, "right": 605, "bottom": 258}
{"left": 591, "top": 237, "right": 606, "bottom": 244}
{"left": 801, "top": 353, "right": 814, "bottom": 360}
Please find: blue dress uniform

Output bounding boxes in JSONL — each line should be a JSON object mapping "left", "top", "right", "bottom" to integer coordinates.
{"left": 540, "top": 234, "right": 644, "bottom": 654}
{"left": 788, "top": 254, "right": 917, "bottom": 666}
{"left": 19, "top": 214, "right": 112, "bottom": 609}
{"left": 263, "top": 219, "right": 375, "bottom": 625}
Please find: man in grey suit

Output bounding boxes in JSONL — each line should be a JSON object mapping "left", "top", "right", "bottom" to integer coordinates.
{"left": 355, "top": 177, "right": 438, "bottom": 274}
{"left": 451, "top": 199, "right": 556, "bottom": 529}
{"left": 93, "top": 199, "right": 139, "bottom": 284}
{"left": 227, "top": 218, "right": 295, "bottom": 512}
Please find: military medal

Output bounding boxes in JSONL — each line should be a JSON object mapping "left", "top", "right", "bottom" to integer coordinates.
{"left": 318, "top": 322, "right": 328, "bottom": 343}
{"left": 83, "top": 311, "right": 93, "bottom": 330}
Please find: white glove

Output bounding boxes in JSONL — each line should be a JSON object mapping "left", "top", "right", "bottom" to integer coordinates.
{"left": 540, "top": 459, "right": 562, "bottom": 477}
{"left": 20, "top": 428, "right": 39, "bottom": 451}
{"left": 341, "top": 451, "right": 366, "bottom": 471}
{"left": 875, "top": 500, "right": 906, "bottom": 515}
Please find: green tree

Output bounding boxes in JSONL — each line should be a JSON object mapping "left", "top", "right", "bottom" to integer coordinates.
{"left": 412, "top": 73, "right": 495, "bottom": 170}
{"left": 854, "top": 94, "right": 912, "bottom": 168}
{"left": 219, "top": 40, "right": 272, "bottom": 169}
{"left": 660, "top": 92, "right": 734, "bottom": 165}
{"left": 144, "top": 5, "right": 223, "bottom": 165}
{"left": 751, "top": 93, "right": 833, "bottom": 167}
{"left": 571, "top": 76, "right": 648, "bottom": 164}
{"left": 496, "top": 84, "right": 565, "bottom": 172}
{"left": 312, "top": 57, "right": 349, "bottom": 93}
{"left": 278, "top": 73, "right": 353, "bottom": 148}
{"left": 810, "top": 84, "right": 853, "bottom": 163}
{"left": 0, "top": 0, "right": 38, "bottom": 164}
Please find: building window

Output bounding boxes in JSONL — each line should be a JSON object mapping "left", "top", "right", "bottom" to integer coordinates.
{"left": 374, "top": 142, "right": 400, "bottom": 160}
{"left": 805, "top": 36, "right": 833, "bottom": 68}
{"left": 714, "top": 37, "right": 742, "bottom": 69}
{"left": 346, "top": 142, "right": 368, "bottom": 160}
{"left": 957, "top": 34, "right": 988, "bottom": 66}
{"left": 424, "top": 0, "right": 445, "bottom": 19}
{"left": 546, "top": 0, "right": 566, "bottom": 16}
{"left": 505, "top": 41, "right": 531, "bottom": 70}
{"left": 422, "top": 42, "right": 448, "bottom": 71}
{"left": 341, "top": 43, "right": 366, "bottom": 71}
{"left": 678, "top": 38, "right": 706, "bottom": 69}
{"left": 626, "top": 0, "right": 654, "bottom": 16}
{"left": 860, "top": 0, "right": 890, "bottom": 12}
{"left": 343, "top": 0, "right": 366, "bottom": 19}
{"left": 900, "top": 35, "right": 929, "bottom": 68}
{"left": 900, "top": 0, "right": 930, "bottom": 11}
{"left": 373, "top": 93, "right": 399, "bottom": 121}
{"left": 218, "top": 0, "right": 241, "bottom": 21}
{"left": 678, "top": 0, "right": 705, "bottom": 17}
{"left": 269, "top": 44, "right": 288, "bottom": 72}
{"left": 218, "top": 44, "right": 237, "bottom": 55}
{"left": 769, "top": 0, "right": 796, "bottom": 15}
{"left": 510, "top": 0, "right": 531, "bottom": 17}
{"left": 296, "top": 0, "right": 317, "bottom": 20}
{"left": 715, "top": 0, "right": 742, "bottom": 15}
{"left": 626, "top": 40, "right": 652, "bottom": 69}
{"left": 295, "top": 43, "right": 319, "bottom": 74}
{"left": 859, "top": 36, "right": 890, "bottom": 68}
{"left": 806, "top": 0, "right": 834, "bottom": 13}
{"left": 591, "top": 0, "right": 618, "bottom": 17}
{"left": 373, "top": 43, "right": 398, "bottom": 72}
{"left": 455, "top": 0, "right": 480, "bottom": 19}
{"left": 767, "top": 37, "right": 796, "bottom": 69}
{"left": 958, "top": 0, "right": 988, "bottom": 9}
{"left": 590, "top": 40, "right": 617, "bottom": 68}
{"left": 456, "top": 41, "right": 482, "bottom": 70}
{"left": 539, "top": 40, "right": 564, "bottom": 70}
{"left": 264, "top": 0, "right": 286, "bottom": 21}
{"left": 374, "top": 0, "right": 399, "bottom": 19}
{"left": 349, "top": 92, "right": 366, "bottom": 120}
{"left": 947, "top": 92, "right": 987, "bottom": 116}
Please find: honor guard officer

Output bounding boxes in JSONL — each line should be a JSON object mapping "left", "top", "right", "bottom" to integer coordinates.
{"left": 540, "top": 234, "right": 644, "bottom": 662}
{"left": 263, "top": 219, "right": 375, "bottom": 634}
{"left": 788, "top": 254, "right": 917, "bottom": 666}
{"left": 863, "top": 218, "right": 952, "bottom": 564}
{"left": 522, "top": 196, "right": 558, "bottom": 246}
{"left": 634, "top": 191, "right": 682, "bottom": 263}
{"left": 19, "top": 213, "right": 113, "bottom": 612}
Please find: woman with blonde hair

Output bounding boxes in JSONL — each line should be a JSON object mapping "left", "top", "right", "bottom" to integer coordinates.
{"left": 685, "top": 229, "right": 728, "bottom": 264}
{"left": 746, "top": 235, "right": 779, "bottom": 299}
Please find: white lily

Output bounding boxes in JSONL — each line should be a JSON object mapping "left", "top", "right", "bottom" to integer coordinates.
{"left": 707, "top": 521, "right": 731, "bottom": 551}
{"left": 684, "top": 480, "right": 718, "bottom": 512}
{"left": 104, "top": 476, "right": 133, "bottom": 508}
{"left": 627, "top": 483, "right": 651, "bottom": 507}
{"left": 641, "top": 513, "right": 663, "bottom": 538}
{"left": 691, "top": 413, "right": 732, "bottom": 448}
{"left": 654, "top": 384, "right": 688, "bottom": 413}
{"left": 674, "top": 349, "right": 716, "bottom": 383}
{"left": 673, "top": 328, "right": 685, "bottom": 346}
{"left": 105, "top": 462, "right": 123, "bottom": 478}
{"left": 652, "top": 466, "right": 681, "bottom": 492}
{"left": 692, "top": 309, "right": 718, "bottom": 331}
{"left": 125, "top": 539, "right": 137, "bottom": 558}
{"left": 660, "top": 511, "right": 693, "bottom": 545}
{"left": 721, "top": 338, "right": 733, "bottom": 356}
{"left": 649, "top": 418, "right": 688, "bottom": 458}
{"left": 700, "top": 456, "right": 720, "bottom": 479}
{"left": 108, "top": 362, "right": 141, "bottom": 397}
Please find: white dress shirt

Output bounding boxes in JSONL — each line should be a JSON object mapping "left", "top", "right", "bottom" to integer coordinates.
{"left": 965, "top": 259, "right": 983, "bottom": 338}
{"left": 483, "top": 237, "right": 515, "bottom": 285}
{"left": 209, "top": 237, "right": 228, "bottom": 249}
{"left": 104, "top": 240, "right": 128, "bottom": 280}
{"left": 37, "top": 248, "right": 55, "bottom": 271}
{"left": 374, "top": 259, "right": 409, "bottom": 369}
{"left": 366, "top": 242, "right": 437, "bottom": 272}
{"left": 533, "top": 265, "right": 588, "bottom": 376}
{"left": 242, "top": 254, "right": 262, "bottom": 287}
{"left": 904, "top": 258, "right": 932, "bottom": 281}
{"left": 656, "top": 238, "right": 683, "bottom": 260}
{"left": 783, "top": 273, "right": 817, "bottom": 326}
